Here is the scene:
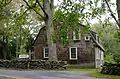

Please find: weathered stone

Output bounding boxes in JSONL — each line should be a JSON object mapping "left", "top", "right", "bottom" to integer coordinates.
{"left": 0, "top": 59, "right": 67, "bottom": 70}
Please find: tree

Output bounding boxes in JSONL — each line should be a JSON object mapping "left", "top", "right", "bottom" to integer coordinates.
{"left": 91, "top": 23, "right": 119, "bottom": 56}
{"left": 0, "top": 0, "right": 109, "bottom": 60}
{"left": 23, "top": 0, "right": 106, "bottom": 61}
{"left": 23, "top": 0, "right": 57, "bottom": 61}
{"left": 116, "top": 0, "right": 120, "bottom": 25}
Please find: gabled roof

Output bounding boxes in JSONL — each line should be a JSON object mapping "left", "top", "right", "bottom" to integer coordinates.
{"left": 32, "top": 26, "right": 46, "bottom": 46}
{"left": 79, "top": 24, "right": 105, "bottom": 51}
{"left": 32, "top": 24, "right": 105, "bottom": 51}
{"left": 89, "top": 31, "right": 105, "bottom": 51}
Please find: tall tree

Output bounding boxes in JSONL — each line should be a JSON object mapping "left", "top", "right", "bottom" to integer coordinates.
{"left": 23, "top": 0, "right": 57, "bottom": 61}
{"left": 23, "top": 0, "right": 106, "bottom": 61}
{"left": 116, "top": 0, "right": 120, "bottom": 25}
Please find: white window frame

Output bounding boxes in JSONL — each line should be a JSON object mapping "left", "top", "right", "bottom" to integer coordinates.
{"left": 69, "top": 47, "right": 77, "bottom": 60}
{"left": 43, "top": 47, "right": 49, "bottom": 58}
{"left": 96, "top": 34, "right": 98, "bottom": 41}
{"left": 85, "top": 35, "right": 90, "bottom": 41}
{"left": 73, "top": 31, "right": 81, "bottom": 40}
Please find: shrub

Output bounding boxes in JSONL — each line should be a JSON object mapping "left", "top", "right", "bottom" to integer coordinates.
{"left": 0, "top": 59, "right": 67, "bottom": 70}
{"left": 100, "top": 62, "right": 120, "bottom": 76}
{"left": 113, "top": 52, "right": 120, "bottom": 63}
{"left": 104, "top": 55, "right": 114, "bottom": 63}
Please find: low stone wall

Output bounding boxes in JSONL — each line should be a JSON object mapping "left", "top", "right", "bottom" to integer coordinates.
{"left": 0, "top": 59, "right": 67, "bottom": 70}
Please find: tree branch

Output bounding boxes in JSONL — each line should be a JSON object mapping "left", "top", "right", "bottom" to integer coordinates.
{"left": 0, "top": 0, "right": 12, "bottom": 7}
{"left": 23, "top": 0, "right": 45, "bottom": 20}
{"left": 6, "top": 0, "right": 12, "bottom": 5}
{"left": 50, "top": 0, "right": 54, "bottom": 9}
{"left": 104, "top": 0, "right": 120, "bottom": 28}
{"left": 36, "top": 0, "right": 48, "bottom": 18}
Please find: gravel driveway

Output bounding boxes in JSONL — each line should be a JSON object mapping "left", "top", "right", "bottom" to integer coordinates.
{"left": 0, "top": 70, "right": 106, "bottom": 79}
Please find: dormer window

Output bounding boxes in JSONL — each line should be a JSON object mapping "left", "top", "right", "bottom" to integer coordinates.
{"left": 73, "top": 30, "right": 81, "bottom": 40}
{"left": 96, "top": 34, "right": 98, "bottom": 41}
{"left": 85, "top": 35, "right": 90, "bottom": 41}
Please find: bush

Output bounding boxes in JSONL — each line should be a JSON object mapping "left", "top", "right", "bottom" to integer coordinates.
{"left": 100, "top": 62, "right": 120, "bottom": 76}
{"left": 113, "top": 52, "right": 120, "bottom": 63}
{"left": 104, "top": 55, "right": 114, "bottom": 63}
{"left": 0, "top": 59, "right": 67, "bottom": 70}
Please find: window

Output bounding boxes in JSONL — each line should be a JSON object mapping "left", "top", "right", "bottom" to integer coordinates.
{"left": 69, "top": 47, "right": 77, "bottom": 60}
{"left": 73, "top": 31, "right": 81, "bottom": 40}
{"left": 96, "top": 34, "right": 98, "bottom": 41}
{"left": 44, "top": 47, "right": 49, "bottom": 58}
{"left": 85, "top": 35, "right": 90, "bottom": 41}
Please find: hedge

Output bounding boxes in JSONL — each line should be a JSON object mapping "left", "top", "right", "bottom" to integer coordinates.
{"left": 100, "top": 62, "right": 120, "bottom": 76}
{"left": 0, "top": 59, "right": 67, "bottom": 70}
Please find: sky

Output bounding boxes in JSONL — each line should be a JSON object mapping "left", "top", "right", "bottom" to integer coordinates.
{"left": 54, "top": 0, "right": 117, "bottom": 25}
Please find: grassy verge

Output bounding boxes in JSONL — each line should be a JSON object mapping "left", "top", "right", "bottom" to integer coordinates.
{"left": 88, "top": 70, "right": 120, "bottom": 79}
{"left": 67, "top": 66, "right": 96, "bottom": 71}
{"left": 67, "top": 67, "right": 120, "bottom": 79}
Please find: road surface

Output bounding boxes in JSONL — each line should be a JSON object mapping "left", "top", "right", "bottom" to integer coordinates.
{"left": 0, "top": 70, "right": 106, "bottom": 79}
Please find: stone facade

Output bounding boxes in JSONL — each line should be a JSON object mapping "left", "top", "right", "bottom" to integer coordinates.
{"left": 32, "top": 25, "right": 104, "bottom": 68}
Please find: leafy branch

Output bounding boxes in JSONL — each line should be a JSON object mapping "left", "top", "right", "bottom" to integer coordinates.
{"left": 104, "top": 0, "right": 120, "bottom": 28}
{"left": 23, "top": 0, "right": 45, "bottom": 20}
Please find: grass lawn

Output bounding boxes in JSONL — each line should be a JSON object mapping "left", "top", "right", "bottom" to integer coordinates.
{"left": 67, "top": 67, "right": 120, "bottom": 79}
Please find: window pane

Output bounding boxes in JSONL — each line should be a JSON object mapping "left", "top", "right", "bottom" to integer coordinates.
{"left": 45, "top": 48, "right": 49, "bottom": 57}
{"left": 75, "top": 32, "right": 79, "bottom": 39}
{"left": 73, "top": 30, "right": 81, "bottom": 40}
{"left": 71, "top": 48, "right": 76, "bottom": 58}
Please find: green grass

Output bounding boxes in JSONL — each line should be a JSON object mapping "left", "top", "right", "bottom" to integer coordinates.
{"left": 67, "top": 67, "right": 120, "bottom": 79}
{"left": 67, "top": 66, "right": 96, "bottom": 71}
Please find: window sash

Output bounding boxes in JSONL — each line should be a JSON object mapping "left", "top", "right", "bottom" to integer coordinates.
{"left": 44, "top": 47, "right": 49, "bottom": 58}
{"left": 69, "top": 47, "right": 77, "bottom": 60}
{"left": 73, "top": 30, "right": 81, "bottom": 40}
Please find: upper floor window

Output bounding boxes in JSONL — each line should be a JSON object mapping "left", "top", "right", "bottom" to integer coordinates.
{"left": 43, "top": 47, "right": 49, "bottom": 58}
{"left": 69, "top": 47, "right": 77, "bottom": 60}
{"left": 96, "top": 34, "right": 98, "bottom": 41}
{"left": 85, "top": 35, "right": 91, "bottom": 41}
{"left": 73, "top": 30, "right": 81, "bottom": 40}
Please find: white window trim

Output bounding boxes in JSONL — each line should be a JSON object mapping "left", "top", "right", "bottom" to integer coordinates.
{"left": 43, "top": 47, "right": 49, "bottom": 58}
{"left": 73, "top": 31, "right": 81, "bottom": 40}
{"left": 85, "top": 35, "right": 90, "bottom": 41}
{"left": 96, "top": 34, "right": 98, "bottom": 41}
{"left": 69, "top": 47, "right": 77, "bottom": 60}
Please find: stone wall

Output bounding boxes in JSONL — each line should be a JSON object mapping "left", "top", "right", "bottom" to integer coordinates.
{"left": 0, "top": 59, "right": 67, "bottom": 70}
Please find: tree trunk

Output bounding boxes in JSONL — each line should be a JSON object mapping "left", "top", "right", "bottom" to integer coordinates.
{"left": 116, "top": 0, "right": 120, "bottom": 24}
{"left": 116, "top": 0, "right": 120, "bottom": 41}
{"left": 44, "top": 0, "right": 57, "bottom": 61}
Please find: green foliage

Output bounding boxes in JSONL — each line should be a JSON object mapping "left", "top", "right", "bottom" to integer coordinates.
{"left": 113, "top": 52, "right": 120, "bottom": 63}
{"left": 91, "top": 23, "right": 119, "bottom": 56}
{"left": 54, "top": 0, "right": 106, "bottom": 46}
{"left": 0, "top": 1, "right": 36, "bottom": 59}
{"left": 104, "top": 55, "right": 114, "bottom": 63}
{"left": 101, "top": 62, "right": 120, "bottom": 76}
{"left": 91, "top": 22, "right": 120, "bottom": 63}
